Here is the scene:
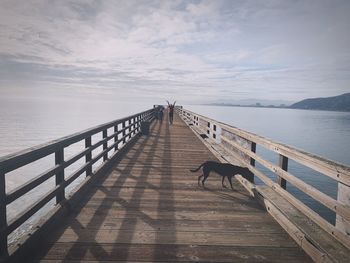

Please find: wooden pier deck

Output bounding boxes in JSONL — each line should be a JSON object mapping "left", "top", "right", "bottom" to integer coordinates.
{"left": 25, "top": 113, "right": 311, "bottom": 262}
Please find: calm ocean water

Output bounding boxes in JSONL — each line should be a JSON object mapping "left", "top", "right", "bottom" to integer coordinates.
{"left": 1, "top": 97, "right": 350, "bottom": 242}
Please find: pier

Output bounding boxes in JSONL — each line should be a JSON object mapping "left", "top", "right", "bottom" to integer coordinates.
{"left": 0, "top": 107, "right": 350, "bottom": 262}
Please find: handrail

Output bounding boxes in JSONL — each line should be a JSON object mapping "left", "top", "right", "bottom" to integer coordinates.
{"left": 0, "top": 108, "right": 156, "bottom": 257}
{"left": 0, "top": 111, "right": 152, "bottom": 173}
{"left": 221, "top": 136, "right": 350, "bottom": 221}
{"left": 177, "top": 107, "right": 350, "bottom": 249}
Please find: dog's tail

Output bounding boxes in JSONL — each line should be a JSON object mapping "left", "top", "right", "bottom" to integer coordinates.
{"left": 190, "top": 162, "right": 206, "bottom": 173}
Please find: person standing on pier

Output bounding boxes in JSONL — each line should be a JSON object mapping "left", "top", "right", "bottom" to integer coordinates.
{"left": 158, "top": 107, "right": 164, "bottom": 123}
{"left": 167, "top": 101, "right": 176, "bottom": 125}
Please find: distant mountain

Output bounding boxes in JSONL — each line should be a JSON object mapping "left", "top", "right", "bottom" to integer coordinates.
{"left": 290, "top": 93, "right": 350, "bottom": 112}
{"left": 231, "top": 98, "right": 294, "bottom": 106}
{"left": 203, "top": 98, "right": 294, "bottom": 107}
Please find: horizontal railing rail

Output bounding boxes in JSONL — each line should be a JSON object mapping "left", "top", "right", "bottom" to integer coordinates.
{"left": 177, "top": 108, "right": 350, "bottom": 249}
{"left": 0, "top": 108, "right": 157, "bottom": 258}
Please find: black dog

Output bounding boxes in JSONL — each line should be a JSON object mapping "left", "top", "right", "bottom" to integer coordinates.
{"left": 190, "top": 161, "right": 254, "bottom": 190}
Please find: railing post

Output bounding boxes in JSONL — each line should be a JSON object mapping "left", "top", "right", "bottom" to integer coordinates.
{"left": 0, "top": 170, "right": 8, "bottom": 258}
{"left": 248, "top": 142, "right": 257, "bottom": 183}
{"left": 55, "top": 149, "right": 65, "bottom": 203}
{"left": 122, "top": 121, "right": 126, "bottom": 144}
{"left": 250, "top": 142, "right": 256, "bottom": 166}
{"left": 85, "top": 136, "right": 92, "bottom": 176}
{"left": 130, "top": 118, "right": 133, "bottom": 135}
{"left": 278, "top": 154, "right": 288, "bottom": 189}
{"left": 103, "top": 129, "right": 108, "bottom": 161}
{"left": 114, "top": 125, "right": 118, "bottom": 151}
{"left": 136, "top": 116, "right": 139, "bottom": 130}
{"left": 133, "top": 117, "right": 136, "bottom": 135}
{"left": 336, "top": 183, "right": 350, "bottom": 235}
{"left": 128, "top": 119, "right": 132, "bottom": 139}
{"left": 137, "top": 115, "right": 141, "bottom": 132}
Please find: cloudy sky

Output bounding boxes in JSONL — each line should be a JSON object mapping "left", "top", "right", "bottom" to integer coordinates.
{"left": 0, "top": 0, "right": 349, "bottom": 104}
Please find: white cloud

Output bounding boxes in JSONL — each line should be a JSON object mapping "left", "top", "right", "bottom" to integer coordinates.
{"left": 0, "top": 0, "right": 350, "bottom": 103}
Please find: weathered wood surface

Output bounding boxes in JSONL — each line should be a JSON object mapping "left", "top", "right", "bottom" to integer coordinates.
{"left": 257, "top": 186, "right": 350, "bottom": 263}
{"left": 25, "top": 113, "right": 311, "bottom": 263}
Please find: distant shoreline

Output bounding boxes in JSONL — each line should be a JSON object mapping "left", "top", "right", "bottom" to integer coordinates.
{"left": 197, "top": 103, "right": 350, "bottom": 113}
{"left": 201, "top": 103, "right": 289, "bottom": 109}
{"left": 194, "top": 93, "right": 350, "bottom": 113}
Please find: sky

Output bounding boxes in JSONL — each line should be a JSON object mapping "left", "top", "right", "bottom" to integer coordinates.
{"left": 0, "top": 0, "right": 350, "bottom": 104}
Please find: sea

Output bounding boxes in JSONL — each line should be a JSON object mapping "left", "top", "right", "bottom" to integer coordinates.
{"left": 1, "top": 96, "right": 350, "bottom": 242}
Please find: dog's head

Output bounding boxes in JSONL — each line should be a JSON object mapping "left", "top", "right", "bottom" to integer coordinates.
{"left": 242, "top": 168, "right": 254, "bottom": 183}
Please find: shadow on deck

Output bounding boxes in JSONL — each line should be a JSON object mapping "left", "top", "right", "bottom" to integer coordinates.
{"left": 26, "top": 113, "right": 312, "bottom": 262}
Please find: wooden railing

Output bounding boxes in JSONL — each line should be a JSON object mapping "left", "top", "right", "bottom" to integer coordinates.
{"left": 178, "top": 108, "right": 350, "bottom": 249}
{"left": 0, "top": 108, "right": 156, "bottom": 257}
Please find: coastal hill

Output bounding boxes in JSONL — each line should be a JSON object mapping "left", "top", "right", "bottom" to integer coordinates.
{"left": 204, "top": 93, "right": 350, "bottom": 112}
{"left": 290, "top": 93, "right": 350, "bottom": 112}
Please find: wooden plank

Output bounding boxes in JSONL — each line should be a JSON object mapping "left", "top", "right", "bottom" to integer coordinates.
{"left": 71, "top": 209, "right": 268, "bottom": 222}
{"left": 72, "top": 197, "right": 259, "bottom": 208}
{"left": 71, "top": 205, "right": 264, "bottom": 216}
{"left": 31, "top": 243, "right": 311, "bottom": 263}
{"left": 47, "top": 228, "right": 296, "bottom": 247}
{"left": 57, "top": 217, "right": 281, "bottom": 233}
{"left": 73, "top": 190, "right": 255, "bottom": 202}
{"left": 75, "top": 192, "right": 259, "bottom": 205}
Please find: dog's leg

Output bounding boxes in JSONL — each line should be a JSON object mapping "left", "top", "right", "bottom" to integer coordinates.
{"left": 202, "top": 171, "right": 209, "bottom": 187}
{"left": 228, "top": 176, "right": 234, "bottom": 190}
{"left": 221, "top": 176, "right": 226, "bottom": 188}
{"left": 198, "top": 174, "right": 203, "bottom": 186}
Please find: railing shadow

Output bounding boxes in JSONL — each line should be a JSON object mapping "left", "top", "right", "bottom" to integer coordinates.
{"left": 32, "top": 112, "right": 178, "bottom": 262}
{"left": 103, "top": 116, "right": 165, "bottom": 260}
{"left": 153, "top": 110, "right": 176, "bottom": 260}
{"left": 28, "top": 118, "right": 158, "bottom": 260}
